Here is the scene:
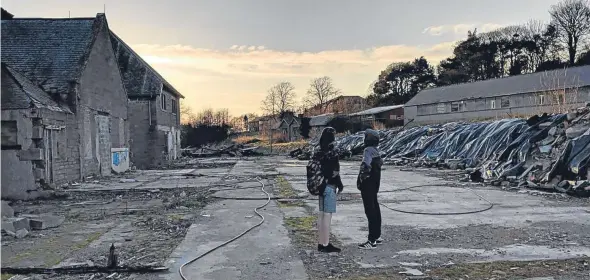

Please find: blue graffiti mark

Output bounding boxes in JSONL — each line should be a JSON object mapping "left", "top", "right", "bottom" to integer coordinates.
{"left": 112, "top": 152, "right": 120, "bottom": 166}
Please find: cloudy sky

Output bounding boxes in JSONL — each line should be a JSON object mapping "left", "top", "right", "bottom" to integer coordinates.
{"left": 3, "top": 0, "right": 561, "bottom": 116}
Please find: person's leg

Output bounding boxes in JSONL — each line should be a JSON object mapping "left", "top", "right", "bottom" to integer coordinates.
{"left": 373, "top": 192, "right": 381, "bottom": 241}
{"left": 321, "top": 186, "right": 340, "bottom": 252}
{"left": 321, "top": 212, "right": 331, "bottom": 245}
{"left": 359, "top": 190, "right": 377, "bottom": 249}
{"left": 318, "top": 195, "right": 326, "bottom": 248}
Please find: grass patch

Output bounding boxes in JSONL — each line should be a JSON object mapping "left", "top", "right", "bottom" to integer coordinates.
{"left": 74, "top": 231, "right": 103, "bottom": 250}
{"left": 1, "top": 274, "right": 14, "bottom": 280}
{"left": 276, "top": 176, "right": 305, "bottom": 208}
{"left": 429, "top": 257, "right": 590, "bottom": 279}
{"left": 284, "top": 216, "right": 318, "bottom": 246}
{"left": 276, "top": 176, "right": 297, "bottom": 198}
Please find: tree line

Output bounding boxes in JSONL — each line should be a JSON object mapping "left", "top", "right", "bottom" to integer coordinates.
{"left": 369, "top": 0, "right": 590, "bottom": 106}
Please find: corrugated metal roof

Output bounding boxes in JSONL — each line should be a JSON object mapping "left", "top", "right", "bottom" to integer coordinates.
{"left": 1, "top": 63, "right": 71, "bottom": 113}
{"left": 349, "top": 105, "right": 403, "bottom": 116}
{"left": 406, "top": 65, "right": 590, "bottom": 106}
{"left": 1, "top": 16, "right": 101, "bottom": 94}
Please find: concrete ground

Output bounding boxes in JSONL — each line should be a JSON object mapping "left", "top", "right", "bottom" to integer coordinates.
{"left": 3, "top": 156, "right": 589, "bottom": 280}
{"left": 276, "top": 158, "right": 590, "bottom": 279}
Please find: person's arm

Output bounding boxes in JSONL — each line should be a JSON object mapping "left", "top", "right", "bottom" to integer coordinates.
{"left": 357, "top": 149, "right": 373, "bottom": 190}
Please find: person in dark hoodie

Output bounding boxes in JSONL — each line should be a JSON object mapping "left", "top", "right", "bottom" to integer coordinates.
{"left": 314, "top": 127, "right": 344, "bottom": 253}
{"left": 357, "top": 129, "right": 383, "bottom": 249}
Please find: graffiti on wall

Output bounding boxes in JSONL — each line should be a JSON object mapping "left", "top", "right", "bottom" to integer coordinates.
{"left": 111, "top": 148, "right": 130, "bottom": 173}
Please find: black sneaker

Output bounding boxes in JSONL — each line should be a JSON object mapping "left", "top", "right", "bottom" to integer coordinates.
{"left": 375, "top": 237, "right": 384, "bottom": 244}
{"left": 322, "top": 243, "right": 341, "bottom": 253}
{"left": 358, "top": 240, "right": 376, "bottom": 249}
{"left": 318, "top": 244, "right": 325, "bottom": 251}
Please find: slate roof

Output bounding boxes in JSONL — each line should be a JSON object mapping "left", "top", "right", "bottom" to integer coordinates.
{"left": 1, "top": 63, "right": 71, "bottom": 112}
{"left": 1, "top": 15, "right": 105, "bottom": 94}
{"left": 406, "top": 65, "right": 590, "bottom": 106}
{"left": 309, "top": 113, "right": 335, "bottom": 127}
{"left": 349, "top": 105, "right": 404, "bottom": 116}
{"left": 110, "top": 31, "right": 184, "bottom": 98}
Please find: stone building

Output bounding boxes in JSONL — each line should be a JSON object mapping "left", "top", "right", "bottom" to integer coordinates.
{"left": 1, "top": 13, "right": 129, "bottom": 199}
{"left": 110, "top": 32, "right": 184, "bottom": 169}
{"left": 349, "top": 105, "right": 404, "bottom": 128}
{"left": 304, "top": 95, "right": 367, "bottom": 116}
{"left": 405, "top": 65, "right": 590, "bottom": 126}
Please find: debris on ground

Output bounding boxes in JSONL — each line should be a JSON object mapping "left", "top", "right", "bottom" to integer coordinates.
{"left": 291, "top": 106, "right": 590, "bottom": 197}
{"left": 182, "top": 144, "right": 262, "bottom": 157}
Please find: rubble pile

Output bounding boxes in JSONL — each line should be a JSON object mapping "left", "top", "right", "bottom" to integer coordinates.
{"left": 181, "top": 143, "right": 262, "bottom": 158}
{"left": 292, "top": 106, "right": 590, "bottom": 197}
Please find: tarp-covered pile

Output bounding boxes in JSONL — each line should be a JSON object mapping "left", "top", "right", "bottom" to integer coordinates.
{"left": 293, "top": 106, "right": 590, "bottom": 197}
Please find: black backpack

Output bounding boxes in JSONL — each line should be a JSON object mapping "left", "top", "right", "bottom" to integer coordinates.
{"left": 306, "top": 157, "right": 324, "bottom": 195}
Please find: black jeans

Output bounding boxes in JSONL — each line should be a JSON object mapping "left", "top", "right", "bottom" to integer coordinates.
{"left": 361, "top": 190, "right": 381, "bottom": 242}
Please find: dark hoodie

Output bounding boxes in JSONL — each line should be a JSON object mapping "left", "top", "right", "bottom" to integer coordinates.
{"left": 313, "top": 127, "right": 344, "bottom": 193}
{"left": 357, "top": 129, "right": 383, "bottom": 192}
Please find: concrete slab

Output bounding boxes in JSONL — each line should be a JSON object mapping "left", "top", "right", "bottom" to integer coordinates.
{"left": 161, "top": 180, "right": 307, "bottom": 280}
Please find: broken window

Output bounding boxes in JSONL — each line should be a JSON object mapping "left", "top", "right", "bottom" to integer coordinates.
{"left": 501, "top": 97, "right": 510, "bottom": 108}
{"left": 451, "top": 102, "right": 460, "bottom": 112}
{"left": 1, "top": 120, "right": 19, "bottom": 149}
{"left": 437, "top": 103, "right": 446, "bottom": 114}
{"left": 160, "top": 93, "right": 167, "bottom": 111}
{"left": 171, "top": 99, "right": 177, "bottom": 115}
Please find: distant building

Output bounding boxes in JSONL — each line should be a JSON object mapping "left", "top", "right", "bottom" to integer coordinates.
{"left": 349, "top": 105, "right": 404, "bottom": 128}
{"left": 308, "top": 113, "right": 335, "bottom": 137}
{"left": 405, "top": 65, "right": 590, "bottom": 126}
{"left": 276, "top": 111, "right": 300, "bottom": 142}
{"left": 110, "top": 31, "right": 184, "bottom": 169}
{"left": 305, "top": 95, "right": 367, "bottom": 116}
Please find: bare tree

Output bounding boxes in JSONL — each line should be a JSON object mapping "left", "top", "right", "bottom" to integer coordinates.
{"left": 550, "top": 0, "right": 590, "bottom": 64}
{"left": 261, "top": 82, "right": 297, "bottom": 116}
{"left": 180, "top": 104, "right": 197, "bottom": 125}
{"left": 303, "top": 76, "right": 341, "bottom": 114}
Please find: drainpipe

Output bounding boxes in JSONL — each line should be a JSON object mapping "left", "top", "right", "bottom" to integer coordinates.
{"left": 72, "top": 82, "right": 84, "bottom": 181}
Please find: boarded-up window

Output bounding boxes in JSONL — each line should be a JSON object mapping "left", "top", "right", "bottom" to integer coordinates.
{"left": 56, "top": 130, "right": 66, "bottom": 159}
{"left": 1, "top": 120, "right": 18, "bottom": 148}
{"left": 437, "top": 103, "right": 446, "bottom": 113}
{"left": 417, "top": 105, "right": 429, "bottom": 116}
{"left": 501, "top": 97, "right": 510, "bottom": 108}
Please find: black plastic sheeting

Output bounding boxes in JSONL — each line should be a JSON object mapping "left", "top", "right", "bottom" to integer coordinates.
{"left": 304, "top": 114, "right": 590, "bottom": 197}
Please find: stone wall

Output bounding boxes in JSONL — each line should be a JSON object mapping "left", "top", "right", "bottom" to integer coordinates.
{"left": 77, "top": 22, "right": 129, "bottom": 177}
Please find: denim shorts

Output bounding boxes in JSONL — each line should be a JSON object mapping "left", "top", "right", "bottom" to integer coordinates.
{"left": 319, "top": 185, "right": 337, "bottom": 213}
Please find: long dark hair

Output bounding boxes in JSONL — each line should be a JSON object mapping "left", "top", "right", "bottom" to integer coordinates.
{"left": 319, "top": 127, "right": 336, "bottom": 151}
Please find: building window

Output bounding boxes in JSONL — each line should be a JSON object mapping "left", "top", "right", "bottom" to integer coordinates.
{"left": 451, "top": 102, "right": 463, "bottom": 112}
{"left": 490, "top": 100, "right": 496, "bottom": 109}
{"left": 161, "top": 93, "right": 167, "bottom": 111}
{"left": 437, "top": 103, "right": 446, "bottom": 114}
{"left": 501, "top": 97, "right": 510, "bottom": 108}
{"left": 1, "top": 120, "right": 19, "bottom": 149}
{"left": 538, "top": 95, "right": 545, "bottom": 105}
{"left": 171, "top": 99, "right": 177, "bottom": 115}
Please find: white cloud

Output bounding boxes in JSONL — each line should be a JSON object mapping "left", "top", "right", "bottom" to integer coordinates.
{"left": 132, "top": 42, "right": 457, "bottom": 115}
{"left": 423, "top": 23, "right": 505, "bottom": 36}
